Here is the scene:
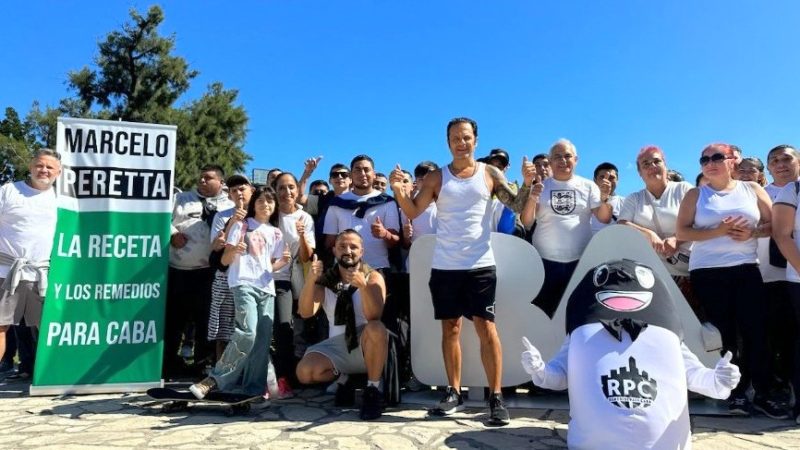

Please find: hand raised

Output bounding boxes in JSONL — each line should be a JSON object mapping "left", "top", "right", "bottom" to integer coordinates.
{"left": 714, "top": 351, "right": 741, "bottom": 391}
{"left": 521, "top": 336, "right": 545, "bottom": 376}
{"left": 309, "top": 254, "right": 323, "bottom": 279}
{"left": 371, "top": 216, "right": 386, "bottom": 239}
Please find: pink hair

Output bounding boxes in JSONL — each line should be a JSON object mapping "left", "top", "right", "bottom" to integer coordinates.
{"left": 636, "top": 145, "right": 665, "bottom": 169}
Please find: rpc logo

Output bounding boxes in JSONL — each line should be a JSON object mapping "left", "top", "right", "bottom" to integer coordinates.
{"left": 601, "top": 356, "right": 658, "bottom": 409}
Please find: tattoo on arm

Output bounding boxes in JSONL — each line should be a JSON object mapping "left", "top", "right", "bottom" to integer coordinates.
{"left": 488, "top": 165, "right": 530, "bottom": 213}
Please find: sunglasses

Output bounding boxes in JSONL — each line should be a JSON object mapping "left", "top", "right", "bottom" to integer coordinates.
{"left": 699, "top": 153, "right": 730, "bottom": 166}
{"left": 329, "top": 171, "right": 349, "bottom": 179}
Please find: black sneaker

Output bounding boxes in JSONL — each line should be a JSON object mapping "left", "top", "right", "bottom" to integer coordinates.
{"left": 728, "top": 394, "right": 750, "bottom": 416}
{"left": 334, "top": 380, "right": 356, "bottom": 407}
{"left": 752, "top": 395, "right": 789, "bottom": 420}
{"left": 430, "top": 386, "right": 464, "bottom": 416}
{"left": 488, "top": 393, "right": 510, "bottom": 426}
{"left": 360, "top": 385, "right": 383, "bottom": 420}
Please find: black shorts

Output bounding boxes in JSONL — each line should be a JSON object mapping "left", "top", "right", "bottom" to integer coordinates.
{"left": 429, "top": 266, "right": 497, "bottom": 321}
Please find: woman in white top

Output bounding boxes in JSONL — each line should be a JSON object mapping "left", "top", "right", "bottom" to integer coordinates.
{"left": 273, "top": 172, "right": 316, "bottom": 399}
{"left": 617, "top": 146, "right": 698, "bottom": 315}
{"left": 765, "top": 145, "right": 800, "bottom": 421}
{"left": 521, "top": 139, "right": 613, "bottom": 317}
{"left": 676, "top": 143, "right": 783, "bottom": 418}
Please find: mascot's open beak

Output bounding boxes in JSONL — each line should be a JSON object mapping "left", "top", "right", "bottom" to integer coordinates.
{"left": 595, "top": 291, "right": 653, "bottom": 312}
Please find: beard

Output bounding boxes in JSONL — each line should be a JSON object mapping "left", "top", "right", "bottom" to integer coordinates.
{"left": 338, "top": 254, "right": 361, "bottom": 269}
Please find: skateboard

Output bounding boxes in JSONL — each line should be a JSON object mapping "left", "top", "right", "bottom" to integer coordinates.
{"left": 146, "top": 387, "right": 262, "bottom": 416}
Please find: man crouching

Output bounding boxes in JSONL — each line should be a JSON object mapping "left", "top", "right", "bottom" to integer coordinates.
{"left": 296, "top": 229, "right": 388, "bottom": 420}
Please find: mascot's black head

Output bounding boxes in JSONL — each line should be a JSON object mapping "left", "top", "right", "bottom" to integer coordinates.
{"left": 565, "top": 259, "right": 683, "bottom": 341}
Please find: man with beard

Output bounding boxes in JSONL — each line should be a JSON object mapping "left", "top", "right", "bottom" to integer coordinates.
{"left": 324, "top": 155, "right": 400, "bottom": 272}
{"left": 296, "top": 229, "right": 388, "bottom": 420}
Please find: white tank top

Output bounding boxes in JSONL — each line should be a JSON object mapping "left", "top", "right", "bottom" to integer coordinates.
{"left": 433, "top": 162, "right": 495, "bottom": 270}
{"left": 323, "top": 287, "right": 367, "bottom": 338}
{"left": 689, "top": 181, "right": 760, "bottom": 270}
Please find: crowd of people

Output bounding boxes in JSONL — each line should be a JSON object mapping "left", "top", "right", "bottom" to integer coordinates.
{"left": 3, "top": 118, "right": 800, "bottom": 427}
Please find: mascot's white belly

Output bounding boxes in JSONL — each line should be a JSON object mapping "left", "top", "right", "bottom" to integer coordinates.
{"left": 567, "top": 322, "right": 690, "bottom": 450}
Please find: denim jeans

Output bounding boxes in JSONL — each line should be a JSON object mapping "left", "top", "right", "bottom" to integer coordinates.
{"left": 210, "top": 285, "right": 275, "bottom": 396}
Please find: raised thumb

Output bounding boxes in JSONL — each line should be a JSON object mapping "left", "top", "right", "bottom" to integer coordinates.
{"left": 522, "top": 336, "right": 535, "bottom": 352}
{"left": 522, "top": 155, "right": 529, "bottom": 164}
{"left": 312, "top": 254, "right": 318, "bottom": 262}
{"left": 721, "top": 350, "right": 733, "bottom": 364}
{"left": 374, "top": 216, "right": 382, "bottom": 224}
{"left": 395, "top": 163, "right": 402, "bottom": 171}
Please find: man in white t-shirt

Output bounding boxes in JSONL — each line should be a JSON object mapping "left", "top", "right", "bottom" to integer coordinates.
{"left": 521, "top": 139, "right": 613, "bottom": 317}
{"left": 590, "top": 162, "right": 625, "bottom": 235}
{"left": 0, "top": 149, "right": 61, "bottom": 373}
{"left": 323, "top": 155, "right": 400, "bottom": 271}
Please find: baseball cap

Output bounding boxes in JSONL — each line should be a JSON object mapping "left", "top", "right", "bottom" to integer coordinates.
{"left": 226, "top": 174, "right": 251, "bottom": 188}
{"left": 486, "top": 149, "right": 510, "bottom": 168}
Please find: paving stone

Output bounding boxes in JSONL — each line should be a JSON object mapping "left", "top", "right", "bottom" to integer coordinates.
{"left": 279, "top": 405, "right": 328, "bottom": 422}
{"left": 371, "top": 433, "right": 417, "bottom": 449}
{"left": 331, "top": 436, "right": 371, "bottom": 450}
{"left": 149, "top": 428, "right": 216, "bottom": 446}
{"left": 313, "top": 421, "right": 370, "bottom": 436}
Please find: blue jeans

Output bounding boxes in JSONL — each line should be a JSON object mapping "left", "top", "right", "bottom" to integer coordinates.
{"left": 210, "top": 285, "right": 275, "bottom": 396}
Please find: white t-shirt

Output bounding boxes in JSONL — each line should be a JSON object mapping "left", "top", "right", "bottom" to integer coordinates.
{"left": 619, "top": 182, "right": 694, "bottom": 276}
{"left": 323, "top": 190, "right": 400, "bottom": 269}
{"left": 323, "top": 286, "right": 367, "bottom": 339}
{"left": 590, "top": 194, "right": 625, "bottom": 235}
{"left": 402, "top": 202, "right": 437, "bottom": 243}
{"left": 531, "top": 176, "right": 602, "bottom": 262}
{"left": 226, "top": 218, "right": 284, "bottom": 293}
{"left": 0, "top": 181, "right": 58, "bottom": 281}
{"left": 775, "top": 182, "right": 800, "bottom": 283}
{"left": 274, "top": 208, "right": 316, "bottom": 281}
{"left": 758, "top": 183, "right": 791, "bottom": 282}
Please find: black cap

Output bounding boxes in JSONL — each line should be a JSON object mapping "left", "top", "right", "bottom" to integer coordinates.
{"left": 486, "top": 149, "right": 510, "bottom": 168}
{"left": 226, "top": 174, "right": 251, "bottom": 188}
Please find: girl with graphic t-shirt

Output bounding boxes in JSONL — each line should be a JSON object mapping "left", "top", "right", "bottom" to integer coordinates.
{"left": 190, "top": 186, "right": 291, "bottom": 400}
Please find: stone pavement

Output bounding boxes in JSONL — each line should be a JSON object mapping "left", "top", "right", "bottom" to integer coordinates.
{"left": 1, "top": 378, "right": 799, "bottom": 449}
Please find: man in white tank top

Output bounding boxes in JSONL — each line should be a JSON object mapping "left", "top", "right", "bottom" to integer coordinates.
{"left": 389, "top": 117, "right": 537, "bottom": 426}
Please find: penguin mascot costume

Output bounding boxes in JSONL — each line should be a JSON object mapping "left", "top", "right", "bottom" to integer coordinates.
{"left": 521, "top": 259, "right": 740, "bottom": 449}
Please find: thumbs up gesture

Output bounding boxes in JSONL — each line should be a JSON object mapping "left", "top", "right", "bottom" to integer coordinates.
{"left": 308, "top": 254, "right": 323, "bottom": 280}
{"left": 389, "top": 164, "right": 406, "bottom": 193}
{"left": 713, "top": 351, "right": 741, "bottom": 391}
{"left": 521, "top": 156, "right": 537, "bottom": 187}
{"left": 281, "top": 242, "right": 292, "bottom": 263}
{"left": 371, "top": 216, "right": 387, "bottom": 239}
{"left": 402, "top": 217, "right": 414, "bottom": 241}
{"left": 521, "top": 336, "right": 546, "bottom": 384}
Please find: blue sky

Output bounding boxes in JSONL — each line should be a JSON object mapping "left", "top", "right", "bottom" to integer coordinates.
{"left": 3, "top": 1, "right": 800, "bottom": 194}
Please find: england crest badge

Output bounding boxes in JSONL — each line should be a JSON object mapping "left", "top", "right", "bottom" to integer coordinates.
{"left": 551, "top": 190, "right": 576, "bottom": 215}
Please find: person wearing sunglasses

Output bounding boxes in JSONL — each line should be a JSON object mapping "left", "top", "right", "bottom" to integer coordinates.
{"left": 676, "top": 143, "right": 784, "bottom": 418}
{"left": 301, "top": 163, "right": 352, "bottom": 267}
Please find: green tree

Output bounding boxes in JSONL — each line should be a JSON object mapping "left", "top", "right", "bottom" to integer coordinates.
{"left": 0, "top": 106, "right": 38, "bottom": 183}
{"left": 31, "top": 5, "right": 251, "bottom": 189}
